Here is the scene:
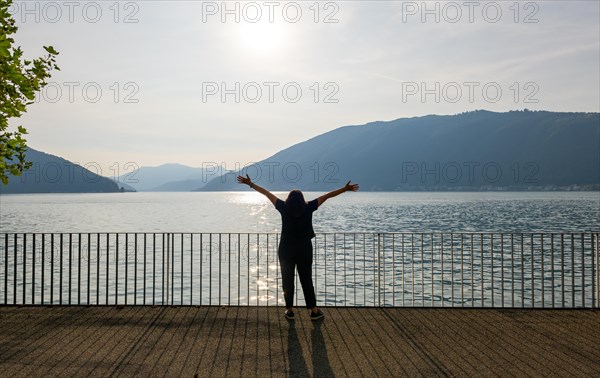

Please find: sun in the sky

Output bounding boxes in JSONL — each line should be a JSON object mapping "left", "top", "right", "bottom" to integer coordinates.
{"left": 237, "top": 20, "right": 287, "bottom": 56}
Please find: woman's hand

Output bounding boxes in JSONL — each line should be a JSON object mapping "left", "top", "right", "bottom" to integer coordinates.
{"left": 236, "top": 174, "right": 252, "bottom": 186}
{"left": 318, "top": 180, "right": 358, "bottom": 207}
{"left": 236, "top": 175, "right": 278, "bottom": 205}
{"left": 344, "top": 181, "right": 359, "bottom": 192}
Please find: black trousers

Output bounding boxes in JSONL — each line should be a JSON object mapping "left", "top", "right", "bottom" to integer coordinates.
{"left": 278, "top": 240, "right": 317, "bottom": 309}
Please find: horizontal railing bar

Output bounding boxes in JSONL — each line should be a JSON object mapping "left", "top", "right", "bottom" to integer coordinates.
{"left": 3, "top": 231, "right": 599, "bottom": 235}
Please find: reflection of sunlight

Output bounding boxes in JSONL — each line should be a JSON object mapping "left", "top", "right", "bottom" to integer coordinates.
{"left": 257, "top": 280, "right": 268, "bottom": 290}
{"left": 251, "top": 294, "right": 277, "bottom": 303}
{"left": 229, "top": 192, "right": 267, "bottom": 206}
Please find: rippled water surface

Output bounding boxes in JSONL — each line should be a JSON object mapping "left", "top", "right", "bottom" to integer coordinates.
{"left": 1, "top": 191, "right": 598, "bottom": 232}
{"left": 1, "top": 192, "right": 598, "bottom": 307}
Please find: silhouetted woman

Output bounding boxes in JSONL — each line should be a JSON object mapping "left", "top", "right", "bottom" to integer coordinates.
{"left": 237, "top": 175, "right": 359, "bottom": 320}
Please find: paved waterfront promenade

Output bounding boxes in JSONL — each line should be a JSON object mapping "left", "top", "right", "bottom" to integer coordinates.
{"left": 0, "top": 306, "right": 598, "bottom": 377}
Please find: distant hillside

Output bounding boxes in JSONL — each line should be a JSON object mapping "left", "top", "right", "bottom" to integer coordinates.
{"left": 113, "top": 180, "right": 137, "bottom": 192}
{"left": 117, "top": 163, "right": 218, "bottom": 191}
{"left": 199, "top": 110, "right": 600, "bottom": 191}
{"left": 1, "top": 148, "right": 120, "bottom": 194}
{"left": 152, "top": 179, "right": 212, "bottom": 192}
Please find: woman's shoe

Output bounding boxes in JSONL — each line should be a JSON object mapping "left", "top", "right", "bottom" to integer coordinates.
{"left": 285, "top": 310, "right": 295, "bottom": 320}
{"left": 310, "top": 309, "right": 324, "bottom": 321}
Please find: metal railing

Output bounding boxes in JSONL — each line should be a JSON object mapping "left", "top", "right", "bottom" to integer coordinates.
{"left": 1, "top": 232, "right": 598, "bottom": 308}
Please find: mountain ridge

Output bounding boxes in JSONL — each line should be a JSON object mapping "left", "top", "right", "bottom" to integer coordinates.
{"left": 1, "top": 148, "right": 120, "bottom": 194}
{"left": 3, "top": 110, "right": 597, "bottom": 193}
{"left": 116, "top": 163, "right": 216, "bottom": 191}
{"left": 198, "top": 110, "right": 600, "bottom": 191}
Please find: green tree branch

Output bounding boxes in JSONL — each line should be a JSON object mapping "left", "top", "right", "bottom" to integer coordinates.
{"left": 0, "top": 0, "right": 59, "bottom": 184}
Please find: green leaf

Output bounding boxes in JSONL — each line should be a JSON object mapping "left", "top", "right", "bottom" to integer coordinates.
{"left": 44, "top": 46, "right": 59, "bottom": 55}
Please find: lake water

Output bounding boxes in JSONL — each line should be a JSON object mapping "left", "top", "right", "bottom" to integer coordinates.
{"left": 1, "top": 192, "right": 598, "bottom": 307}
{"left": 1, "top": 191, "right": 599, "bottom": 233}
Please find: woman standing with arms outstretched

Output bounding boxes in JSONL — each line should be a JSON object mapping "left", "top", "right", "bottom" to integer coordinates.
{"left": 237, "top": 175, "right": 359, "bottom": 320}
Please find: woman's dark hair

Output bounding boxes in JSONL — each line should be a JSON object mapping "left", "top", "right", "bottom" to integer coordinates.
{"left": 285, "top": 190, "right": 307, "bottom": 218}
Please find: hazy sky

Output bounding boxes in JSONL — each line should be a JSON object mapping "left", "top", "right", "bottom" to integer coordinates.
{"left": 8, "top": 0, "right": 600, "bottom": 177}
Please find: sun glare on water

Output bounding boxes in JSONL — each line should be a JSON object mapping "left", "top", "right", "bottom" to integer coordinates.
{"left": 230, "top": 192, "right": 268, "bottom": 206}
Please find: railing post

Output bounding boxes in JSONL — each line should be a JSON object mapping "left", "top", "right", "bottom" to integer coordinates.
{"left": 560, "top": 233, "right": 565, "bottom": 307}
{"left": 391, "top": 233, "right": 395, "bottom": 307}
{"left": 42, "top": 234, "right": 46, "bottom": 305}
{"left": 571, "top": 234, "right": 575, "bottom": 308}
{"left": 135, "top": 233, "right": 138, "bottom": 306}
{"left": 106, "top": 233, "right": 109, "bottom": 305}
{"left": 530, "top": 234, "right": 534, "bottom": 308}
{"left": 115, "top": 233, "right": 119, "bottom": 305}
{"left": 210, "top": 233, "right": 213, "bottom": 306}
{"left": 218, "top": 233, "right": 222, "bottom": 306}
{"left": 510, "top": 233, "right": 514, "bottom": 308}
{"left": 3, "top": 234, "right": 7, "bottom": 305}
{"left": 551, "top": 233, "right": 555, "bottom": 308}
{"left": 541, "top": 233, "right": 544, "bottom": 308}
{"left": 421, "top": 234, "right": 425, "bottom": 307}
{"left": 581, "top": 233, "right": 585, "bottom": 308}
{"left": 23, "top": 234, "right": 26, "bottom": 305}
{"left": 201, "top": 233, "right": 204, "bottom": 306}
{"left": 237, "top": 233, "right": 240, "bottom": 306}
{"left": 125, "top": 233, "right": 128, "bottom": 306}
{"left": 182, "top": 233, "right": 185, "bottom": 306}
{"left": 166, "top": 233, "right": 169, "bottom": 306}
{"left": 59, "top": 233, "right": 63, "bottom": 305}
{"left": 411, "top": 233, "right": 414, "bottom": 307}
{"left": 470, "top": 234, "right": 473, "bottom": 308}
{"left": 451, "top": 233, "right": 454, "bottom": 307}
{"left": 171, "top": 233, "right": 174, "bottom": 306}
{"left": 32, "top": 234, "right": 36, "bottom": 305}
{"left": 161, "top": 233, "right": 165, "bottom": 305}
{"left": 68, "top": 233, "right": 72, "bottom": 305}
{"left": 87, "top": 233, "right": 91, "bottom": 306}
{"left": 190, "top": 233, "right": 193, "bottom": 306}
{"left": 181, "top": 234, "right": 185, "bottom": 305}
{"left": 592, "top": 233, "right": 600, "bottom": 308}
{"left": 441, "top": 233, "right": 444, "bottom": 307}
{"left": 77, "top": 233, "right": 81, "bottom": 305}
{"left": 334, "top": 233, "right": 338, "bottom": 307}
{"left": 500, "top": 233, "right": 504, "bottom": 308}
{"left": 343, "top": 233, "right": 347, "bottom": 306}
{"left": 377, "top": 233, "right": 381, "bottom": 307}
{"left": 401, "top": 234, "right": 405, "bottom": 306}
{"left": 95, "top": 234, "right": 99, "bottom": 305}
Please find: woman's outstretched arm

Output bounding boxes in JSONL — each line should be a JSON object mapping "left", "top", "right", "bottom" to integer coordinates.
{"left": 317, "top": 180, "right": 359, "bottom": 207}
{"left": 236, "top": 174, "right": 279, "bottom": 205}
